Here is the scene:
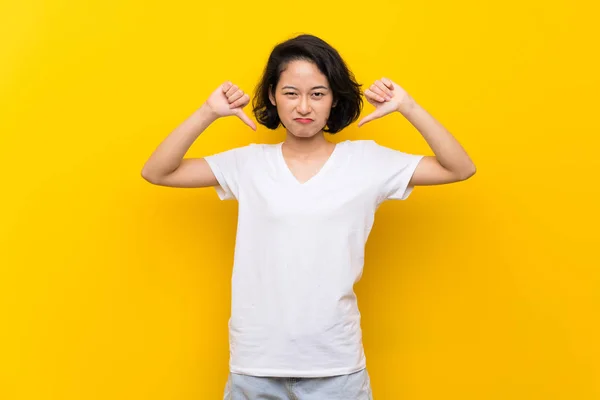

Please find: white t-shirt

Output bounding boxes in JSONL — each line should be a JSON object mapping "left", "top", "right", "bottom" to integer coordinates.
{"left": 204, "top": 139, "right": 424, "bottom": 378}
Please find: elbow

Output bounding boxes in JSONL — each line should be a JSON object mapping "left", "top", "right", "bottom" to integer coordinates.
{"left": 141, "top": 169, "right": 152, "bottom": 183}
{"left": 141, "top": 167, "right": 159, "bottom": 184}
{"left": 459, "top": 164, "right": 476, "bottom": 181}
{"left": 141, "top": 162, "right": 177, "bottom": 185}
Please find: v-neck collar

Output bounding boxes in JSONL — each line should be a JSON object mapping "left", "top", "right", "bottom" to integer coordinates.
{"left": 277, "top": 141, "right": 345, "bottom": 186}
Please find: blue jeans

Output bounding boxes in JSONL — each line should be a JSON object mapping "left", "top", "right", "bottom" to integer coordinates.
{"left": 223, "top": 368, "right": 373, "bottom": 400}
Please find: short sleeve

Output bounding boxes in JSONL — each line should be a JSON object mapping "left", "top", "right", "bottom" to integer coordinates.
{"left": 203, "top": 144, "right": 254, "bottom": 201}
{"left": 366, "top": 140, "right": 424, "bottom": 202}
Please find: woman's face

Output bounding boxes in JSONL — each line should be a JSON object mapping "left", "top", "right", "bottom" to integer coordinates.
{"left": 269, "top": 60, "right": 335, "bottom": 138}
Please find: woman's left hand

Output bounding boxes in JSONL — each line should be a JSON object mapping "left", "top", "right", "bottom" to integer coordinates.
{"left": 357, "top": 77, "right": 416, "bottom": 127}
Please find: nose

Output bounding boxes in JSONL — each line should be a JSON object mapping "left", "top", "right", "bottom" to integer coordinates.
{"left": 296, "top": 96, "right": 311, "bottom": 115}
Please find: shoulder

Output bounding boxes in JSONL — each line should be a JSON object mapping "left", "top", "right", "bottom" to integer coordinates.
{"left": 342, "top": 139, "right": 375, "bottom": 152}
{"left": 204, "top": 143, "right": 268, "bottom": 169}
{"left": 226, "top": 142, "right": 279, "bottom": 166}
{"left": 245, "top": 142, "right": 278, "bottom": 152}
{"left": 344, "top": 139, "right": 390, "bottom": 150}
{"left": 344, "top": 140, "right": 423, "bottom": 171}
{"left": 213, "top": 142, "right": 269, "bottom": 157}
{"left": 244, "top": 142, "right": 280, "bottom": 160}
{"left": 343, "top": 139, "right": 390, "bottom": 159}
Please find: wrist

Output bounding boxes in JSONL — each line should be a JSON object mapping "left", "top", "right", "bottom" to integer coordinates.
{"left": 397, "top": 99, "right": 418, "bottom": 116}
{"left": 198, "top": 103, "right": 220, "bottom": 122}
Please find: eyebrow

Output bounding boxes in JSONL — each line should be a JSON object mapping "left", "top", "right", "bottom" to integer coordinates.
{"left": 281, "top": 85, "right": 329, "bottom": 90}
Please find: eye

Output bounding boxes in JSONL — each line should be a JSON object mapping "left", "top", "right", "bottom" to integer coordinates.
{"left": 312, "top": 92, "right": 325, "bottom": 97}
{"left": 284, "top": 92, "right": 297, "bottom": 96}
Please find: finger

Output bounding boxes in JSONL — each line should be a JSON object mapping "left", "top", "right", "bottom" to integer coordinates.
{"left": 228, "top": 89, "right": 245, "bottom": 106}
{"left": 375, "top": 80, "right": 394, "bottom": 98}
{"left": 230, "top": 93, "right": 250, "bottom": 109}
{"left": 370, "top": 84, "right": 390, "bottom": 101}
{"left": 381, "top": 77, "right": 394, "bottom": 90}
{"left": 226, "top": 84, "right": 239, "bottom": 97}
{"left": 364, "top": 89, "right": 386, "bottom": 103}
{"left": 222, "top": 81, "right": 233, "bottom": 93}
{"left": 369, "top": 84, "right": 390, "bottom": 101}
{"left": 235, "top": 109, "right": 257, "bottom": 131}
{"left": 357, "top": 110, "right": 383, "bottom": 127}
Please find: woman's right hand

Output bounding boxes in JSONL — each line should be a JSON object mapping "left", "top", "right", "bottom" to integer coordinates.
{"left": 204, "top": 81, "right": 257, "bottom": 131}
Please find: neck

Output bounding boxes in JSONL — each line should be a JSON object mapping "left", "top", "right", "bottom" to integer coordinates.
{"left": 283, "top": 131, "right": 333, "bottom": 157}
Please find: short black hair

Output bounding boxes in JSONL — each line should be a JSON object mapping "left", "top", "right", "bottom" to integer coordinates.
{"left": 252, "top": 34, "right": 363, "bottom": 134}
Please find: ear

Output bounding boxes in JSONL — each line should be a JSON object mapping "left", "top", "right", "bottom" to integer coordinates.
{"left": 268, "top": 85, "right": 276, "bottom": 106}
{"left": 332, "top": 97, "right": 338, "bottom": 108}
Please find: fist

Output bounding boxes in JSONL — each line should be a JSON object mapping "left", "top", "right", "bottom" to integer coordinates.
{"left": 357, "top": 77, "right": 415, "bottom": 127}
{"left": 205, "top": 81, "right": 256, "bottom": 131}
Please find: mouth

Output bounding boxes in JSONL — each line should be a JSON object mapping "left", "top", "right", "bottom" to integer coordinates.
{"left": 294, "top": 118, "right": 313, "bottom": 124}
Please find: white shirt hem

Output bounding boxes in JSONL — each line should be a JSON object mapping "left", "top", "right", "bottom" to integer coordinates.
{"left": 229, "top": 361, "right": 367, "bottom": 378}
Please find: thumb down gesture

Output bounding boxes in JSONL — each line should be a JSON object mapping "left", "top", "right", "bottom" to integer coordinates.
{"left": 204, "top": 81, "right": 257, "bottom": 131}
{"left": 357, "top": 77, "right": 415, "bottom": 127}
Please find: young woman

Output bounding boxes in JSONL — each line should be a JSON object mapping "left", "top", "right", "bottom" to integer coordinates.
{"left": 142, "top": 34, "right": 475, "bottom": 400}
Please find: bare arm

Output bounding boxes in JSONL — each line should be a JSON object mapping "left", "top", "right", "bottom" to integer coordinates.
{"left": 141, "top": 105, "right": 219, "bottom": 188}
{"left": 359, "top": 77, "right": 476, "bottom": 186}
{"left": 141, "top": 81, "right": 255, "bottom": 188}
{"left": 399, "top": 102, "right": 476, "bottom": 186}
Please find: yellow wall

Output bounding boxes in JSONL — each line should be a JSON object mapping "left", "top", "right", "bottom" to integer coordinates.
{"left": 1, "top": 0, "right": 598, "bottom": 399}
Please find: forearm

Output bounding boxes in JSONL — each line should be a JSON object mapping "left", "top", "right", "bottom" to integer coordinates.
{"left": 142, "top": 104, "right": 218, "bottom": 178}
{"left": 399, "top": 101, "right": 476, "bottom": 176}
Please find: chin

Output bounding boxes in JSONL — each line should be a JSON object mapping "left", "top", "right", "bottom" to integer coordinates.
{"left": 285, "top": 123, "right": 325, "bottom": 138}
{"left": 289, "top": 130, "right": 321, "bottom": 139}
